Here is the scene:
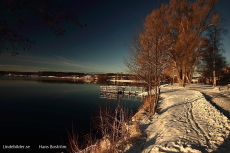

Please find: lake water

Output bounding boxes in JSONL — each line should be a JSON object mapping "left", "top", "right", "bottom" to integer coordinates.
{"left": 0, "top": 77, "right": 143, "bottom": 152}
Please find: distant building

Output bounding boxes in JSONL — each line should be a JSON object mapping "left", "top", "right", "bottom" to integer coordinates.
{"left": 84, "top": 75, "right": 92, "bottom": 80}
{"left": 191, "top": 78, "right": 199, "bottom": 84}
{"left": 93, "top": 75, "right": 98, "bottom": 80}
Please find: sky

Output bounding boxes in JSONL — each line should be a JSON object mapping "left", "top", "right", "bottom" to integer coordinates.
{"left": 0, "top": 0, "right": 229, "bottom": 73}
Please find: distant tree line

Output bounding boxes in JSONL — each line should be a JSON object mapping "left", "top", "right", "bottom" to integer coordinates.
{"left": 37, "top": 71, "right": 85, "bottom": 77}
{"left": 0, "top": 71, "right": 139, "bottom": 81}
{"left": 0, "top": 71, "right": 85, "bottom": 77}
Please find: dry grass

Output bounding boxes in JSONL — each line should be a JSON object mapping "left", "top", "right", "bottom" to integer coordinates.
{"left": 138, "top": 95, "right": 155, "bottom": 112}
{"left": 67, "top": 101, "right": 142, "bottom": 153}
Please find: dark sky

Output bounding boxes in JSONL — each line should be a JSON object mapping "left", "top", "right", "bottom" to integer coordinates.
{"left": 0, "top": 0, "right": 229, "bottom": 73}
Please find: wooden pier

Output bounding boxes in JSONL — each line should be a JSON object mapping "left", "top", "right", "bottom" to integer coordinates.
{"left": 99, "top": 86, "right": 146, "bottom": 100}
{"left": 123, "top": 86, "right": 144, "bottom": 95}
{"left": 100, "top": 86, "right": 145, "bottom": 95}
{"left": 99, "top": 92, "right": 144, "bottom": 101}
{"left": 100, "top": 86, "right": 125, "bottom": 94}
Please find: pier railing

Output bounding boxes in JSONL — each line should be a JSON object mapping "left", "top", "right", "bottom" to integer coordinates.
{"left": 100, "top": 86, "right": 144, "bottom": 94}
{"left": 99, "top": 86, "right": 146, "bottom": 100}
{"left": 100, "top": 86, "right": 125, "bottom": 94}
{"left": 99, "top": 92, "right": 144, "bottom": 101}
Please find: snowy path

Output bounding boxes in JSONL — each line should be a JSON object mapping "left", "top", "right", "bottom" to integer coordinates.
{"left": 125, "top": 87, "right": 230, "bottom": 153}
{"left": 186, "top": 84, "right": 230, "bottom": 119}
{"left": 200, "top": 92, "right": 230, "bottom": 119}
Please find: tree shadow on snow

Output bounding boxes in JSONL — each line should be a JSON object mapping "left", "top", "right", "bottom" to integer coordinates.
{"left": 124, "top": 133, "right": 208, "bottom": 153}
{"left": 124, "top": 129, "right": 230, "bottom": 153}
{"left": 201, "top": 92, "right": 230, "bottom": 119}
{"left": 158, "top": 96, "right": 203, "bottom": 115}
{"left": 212, "top": 133, "right": 230, "bottom": 153}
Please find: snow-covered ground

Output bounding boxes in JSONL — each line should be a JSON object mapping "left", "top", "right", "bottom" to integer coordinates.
{"left": 185, "top": 83, "right": 230, "bottom": 99}
{"left": 186, "top": 84, "right": 230, "bottom": 119}
{"left": 125, "top": 84, "right": 230, "bottom": 153}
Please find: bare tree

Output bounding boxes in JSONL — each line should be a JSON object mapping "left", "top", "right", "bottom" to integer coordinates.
{"left": 207, "top": 13, "right": 227, "bottom": 87}
{"left": 197, "top": 12, "right": 228, "bottom": 86}
{"left": 124, "top": 5, "right": 169, "bottom": 115}
{"left": 0, "top": 0, "right": 85, "bottom": 55}
{"left": 124, "top": 32, "right": 158, "bottom": 114}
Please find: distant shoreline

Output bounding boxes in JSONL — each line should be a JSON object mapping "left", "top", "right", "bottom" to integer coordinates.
{"left": 107, "top": 79, "right": 136, "bottom": 82}
{"left": 107, "top": 79, "right": 145, "bottom": 83}
{"left": 0, "top": 75, "right": 94, "bottom": 80}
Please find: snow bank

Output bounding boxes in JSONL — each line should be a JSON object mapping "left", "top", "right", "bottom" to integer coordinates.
{"left": 125, "top": 87, "right": 230, "bottom": 153}
{"left": 219, "top": 88, "right": 230, "bottom": 99}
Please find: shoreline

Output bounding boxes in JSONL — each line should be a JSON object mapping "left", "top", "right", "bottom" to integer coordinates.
{"left": 0, "top": 75, "right": 93, "bottom": 80}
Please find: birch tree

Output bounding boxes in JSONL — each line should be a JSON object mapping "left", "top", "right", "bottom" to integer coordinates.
{"left": 197, "top": 13, "right": 228, "bottom": 86}
{"left": 207, "top": 13, "right": 227, "bottom": 87}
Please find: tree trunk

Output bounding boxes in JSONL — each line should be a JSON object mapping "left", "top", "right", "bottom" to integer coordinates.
{"left": 149, "top": 92, "right": 153, "bottom": 114}
{"left": 213, "top": 49, "right": 216, "bottom": 87}
{"left": 178, "top": 69, "right": 185, "bottom": 87}
{"left": 213, "top": 69, "right": 216, "bottom": 87}
{"left": 186, "top": 74, "right": 191, "bottom": 84}
{"left": 212, "top": 26, "right": 217, "bottom": 87}
{"left": 148, "top": 83, "right": 154, "bottom": 115}
{"left": 186, "top": 69, "right": 193, "bottom": 84}
{"left": 178, "top": 77, "right": 185, "bottom": 87}
{"left": 154, "top": 86, "right": 160, "bottom": 114}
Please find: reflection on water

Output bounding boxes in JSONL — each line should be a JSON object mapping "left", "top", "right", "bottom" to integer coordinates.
{"left": 36, "top": 78, "right": 86, "bottom": 84}
{"left": 99, "top": 92, "right": 144, "bottom": 101}
{"left": 0, "top": 77, "right": 143, "bottom": 152}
